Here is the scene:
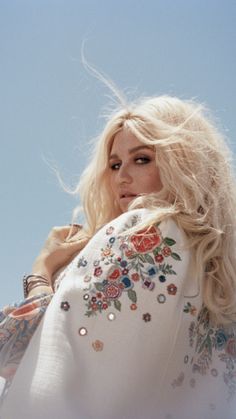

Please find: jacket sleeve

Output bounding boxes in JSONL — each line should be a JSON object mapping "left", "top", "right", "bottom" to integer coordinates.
{"left": 0, "top": 293, "right": 53, "bottom": 382}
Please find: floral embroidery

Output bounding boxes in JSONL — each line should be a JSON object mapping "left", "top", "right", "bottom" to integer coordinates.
{"left": 0, "top": 294, "right": 52, "bottom": 382}
{"left": 167, "top": 283, "right": 177, "bottom": 295}
{"left": 77, "top": 256, "right": 88, "bottom": 268}
{"left": 183, "top": 302, "right": 197, "bottom": 316}
{"left": 84, "top": 218, "right": 181, "bottom": 317}
{"left": 92, "top": 339, "right": 104, "bottom": 351}
{"left": 106, "top": 226, "right": 114, "bottom": 235}
{"left": 94, "top": 267, "right": 103, "bottom": 277}
{"left": 189, "top": 305, "right": 236, "bottom": 400}
{"left": 131, "top": 273, "right": 140, "bottom": 282}
{"left": 143, "top": 313, "right": 151, "bottom": 322}
{"left": 172, "top": 371, "right": 185, "bottom": 388}
{"left": 130, "top": 225, "right": 162, "bottom": 253}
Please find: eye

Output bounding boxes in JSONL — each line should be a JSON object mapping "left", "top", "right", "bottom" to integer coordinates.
{"left": 135, "top": 156, "right": 151, "bottom": 164}
{"left": 110, "top": 162, "right": 121, "bottom": 170}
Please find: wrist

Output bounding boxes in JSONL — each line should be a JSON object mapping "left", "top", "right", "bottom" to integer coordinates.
{"left": 23, "top": 274, "right": 52, "bottom": 298}
{"left": 32, "top": 257, "right": 51, "bottom": 282}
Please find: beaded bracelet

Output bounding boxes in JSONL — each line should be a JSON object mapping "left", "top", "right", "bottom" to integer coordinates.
{"left": 23, "top": 274, "right": 50, "bottom": 298}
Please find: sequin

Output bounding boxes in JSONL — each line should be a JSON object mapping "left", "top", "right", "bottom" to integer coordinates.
{"left": 78, "top": 327, "right": 88, "bottom": 336}
{"left": 107, "top": 312, "right": 116, "bottom": 321}
{"left": 83, "top": 294, "right": 89, "bottom": 301}
{"left": 84, "top": 275, "right": 92, "bottom": 283}
{"left": 60, "top": 301, "right": 70, "bottom": 311}
{"left": 159, "top": 275, "right": 166, "bottom": 282}
{"left": 211, "top": 368, "right": 218, "bottom": 377}
{"left": 92, "top": 339, "right": 104, "bottom": 351}
{"left": 157, "top": 294, "right": 166, "bottom": 303}
{"left": 184, "top": 355, "right": 189, "bottom": 364}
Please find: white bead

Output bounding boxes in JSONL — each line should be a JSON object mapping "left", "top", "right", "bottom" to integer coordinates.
{"left": 107, "top": 312, "right": 116, "bottom": 321}
{"left": 78, "top": 327, "right": 88, "bottom": 336}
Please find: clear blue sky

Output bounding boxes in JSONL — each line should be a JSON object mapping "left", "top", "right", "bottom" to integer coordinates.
{"left": 0, "top": 0, "right": 235, "bottom": 307}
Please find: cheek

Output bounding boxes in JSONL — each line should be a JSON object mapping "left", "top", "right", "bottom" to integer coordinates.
{"left": 145, "top": 168, "right": 162, "bottom": 192}
{"left": 109, "top": 174, "right": 118, "bottom": 196}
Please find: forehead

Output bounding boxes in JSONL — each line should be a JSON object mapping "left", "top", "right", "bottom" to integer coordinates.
{"left": 109, "top": 130, "right": 153, "bottom": 156}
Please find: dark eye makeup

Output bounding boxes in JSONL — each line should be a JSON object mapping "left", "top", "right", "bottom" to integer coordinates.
{"left": 109, "top": 155, "right": 152, "bottom": 170}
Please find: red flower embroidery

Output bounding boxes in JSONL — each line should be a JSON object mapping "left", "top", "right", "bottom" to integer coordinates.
{"left": 162, "top": 246, "right": 172, "bottom": 257}
{"left": 167, "top": 283, "right": 177, "bottom": 295}
{"left": 108, "top": 268, "right": 122, "bottom": 281}
{"left": 104, "top": 283, "right": 122, "bottom": 300}
{"left": 122, "top": 268, "right": 129, "bottom": 275}
{"left": 130, "top": 225, "right": 162, "bottom": 253}
{"left": 155, "top": 254, "right": 164, "bottom": 263}
{"left": 125, "top": 249, "right": 134, "bottom": 257}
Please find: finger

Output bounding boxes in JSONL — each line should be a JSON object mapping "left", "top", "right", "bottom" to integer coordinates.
{"left": 62, "top": 237, "right": 89, "bottom": 253}
{"left": 50, "top": 225, "right": 81, "bottom": 241}
{"left": 66, "top": 224, "right": 83, "bottom": 241}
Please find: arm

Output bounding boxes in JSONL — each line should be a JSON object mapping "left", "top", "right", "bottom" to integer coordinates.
{"left": 0, "top": 224, "right": 89, "bottom": 382}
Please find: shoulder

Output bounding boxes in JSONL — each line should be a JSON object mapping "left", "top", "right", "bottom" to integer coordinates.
{"left": 96, "top": 208, "right": 188, "bottom": 245}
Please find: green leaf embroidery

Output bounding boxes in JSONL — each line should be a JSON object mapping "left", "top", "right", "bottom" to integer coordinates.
{"left": 128, "top": 289, "right": 137, "bottom": 303}
{"left": 164, "top": 237, "right": 176, "bottom": 246}
{"left": 139, "top": 255, "right": 146, "bottom": 263}
{"left": 153, "top": 247, "right": 161, "bottom": 256}
{"left": 94, "top": 283, "right": 104, "bottom": 291}
{"left": 171, "top": 252, "right": 182, "bottom": 261}
{"left": 145, "top": 254, "right": 155, "bottom": 264}
{"left": 114, "top": 299, "right": 121, "bottom": 311}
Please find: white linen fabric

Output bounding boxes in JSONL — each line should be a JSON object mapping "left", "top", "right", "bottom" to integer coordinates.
{"left": 0, "top": 208, "right": 236, "bottom": 419}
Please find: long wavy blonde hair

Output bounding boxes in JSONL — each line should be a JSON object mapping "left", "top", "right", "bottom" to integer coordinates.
{"left": 71, "top": 94, "right": 236, "bottom": 325}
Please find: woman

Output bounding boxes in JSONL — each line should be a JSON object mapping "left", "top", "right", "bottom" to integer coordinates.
{"left": 0, "top": 95, "right": 236, "bottom": 419}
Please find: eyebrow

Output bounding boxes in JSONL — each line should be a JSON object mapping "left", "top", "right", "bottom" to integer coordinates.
{"left": 109, "top": 145, "right": 154, "bottom": 160}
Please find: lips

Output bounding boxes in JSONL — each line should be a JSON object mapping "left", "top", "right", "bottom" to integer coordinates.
{"left": 120, "top": 193, "right": 137, "bottom": 199}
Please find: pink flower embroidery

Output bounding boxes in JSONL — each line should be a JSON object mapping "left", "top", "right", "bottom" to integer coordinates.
{"left": 94, "top": 267, "right": 103, "bottom": 277}
{"left": 92, "top": 340, "right": 104, "bottom": 351}
{"left": 162, "top": 246, "right": 172, "bottom": 257}
{"left": 104, "top": 283, "right": 122, "bottom": 300}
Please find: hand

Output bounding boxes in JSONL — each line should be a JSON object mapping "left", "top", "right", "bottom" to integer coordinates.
{"left": 32, "top": 225, "right": 89, "bottom": 286}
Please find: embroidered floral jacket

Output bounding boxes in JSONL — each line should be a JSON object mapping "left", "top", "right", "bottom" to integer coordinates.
{"left": 0, "top": 209, "right": 236, "bottom": 419}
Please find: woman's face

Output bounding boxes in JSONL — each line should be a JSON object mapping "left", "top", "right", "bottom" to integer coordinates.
{"left": 109, "top": 129, "right": 162, "bottom": 213}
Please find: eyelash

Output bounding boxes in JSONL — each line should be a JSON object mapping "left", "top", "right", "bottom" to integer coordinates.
{"left": 110, "top": 156, "right": 151, "bottom": 170}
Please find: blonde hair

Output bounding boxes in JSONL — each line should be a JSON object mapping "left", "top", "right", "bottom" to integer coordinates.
{"left": 71, "top": 94, "right": 236, "bottom": 325}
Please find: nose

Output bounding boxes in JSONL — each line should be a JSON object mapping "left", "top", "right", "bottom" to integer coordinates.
{"left": 116, "top": 163, "right": 132, "bottom": 184}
